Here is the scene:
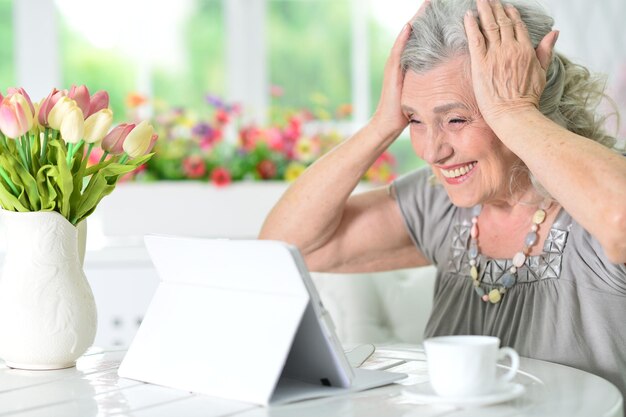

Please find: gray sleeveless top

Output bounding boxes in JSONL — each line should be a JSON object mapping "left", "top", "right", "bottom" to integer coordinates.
{"left": 394, "top": 167, "right": 626, "bottom": 401}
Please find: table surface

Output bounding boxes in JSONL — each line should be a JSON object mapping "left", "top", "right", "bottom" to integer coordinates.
{"left": 0, "top": 345, "right": 622, "bottom": 417}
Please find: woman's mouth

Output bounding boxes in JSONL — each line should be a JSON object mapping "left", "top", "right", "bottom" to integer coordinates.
{"left": 439, "top": 162, "right": 477, "bottom": 183}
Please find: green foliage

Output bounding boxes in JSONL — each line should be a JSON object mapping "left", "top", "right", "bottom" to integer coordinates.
{"left": 0, "top": 0, "right": 15, "bottom": 87}
{"left": 0, "top": 131, "right": 152, "bottom": 225}
{"left": 58, "top": 21, "right": 137, "bottom": 122}
{"left": 268, "top": 0, "right": 351, "bottom": 112}
{"left": 153, "top": 0, "right": 225, "bottom": 109}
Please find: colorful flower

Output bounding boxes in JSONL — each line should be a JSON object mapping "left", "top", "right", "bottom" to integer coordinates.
{"left": 59, "top": 105, "right": 85, "bottom": 144}
{"left": 294, "top": 137, "right": 318, "bottom": 163}
{"left": 126, "top": 92, "right": 148, "bottom": 109}
{"left": 86, "top": 91, "right": 110, "bottom": 118}
{"left": 256, "top": 159, "right": 277, "bottom": 180}
{"left": 102, "top": 123, "right": 135, "bottom": 154}
{"left": 215, "top": 108, "right": 230, "bottom": 125}
{"left": 336, "top": 103, "right": 353, "bottom": 119}
{"left": 211, "top": 167, "right": 231, "bottom": 187}
{"left": 270, "top": 85, "right": 284, "bottom": 97}
{"left": 123, "top": 121, "right": 157, "bottom": 158}
{"left": 0, "top": 93, "right": 34, "bottom": 138}
{"left": 47, "top": 96, "right": 77, "bottom": 131}
{"left": 284, "top": 162, "right": 306, "bottom": 182}
{"left": 239, "top": 126, "right": 263, "bottom": 151}
{"left": 83, "top": 108, "right": 113, "bottom": 144}
{"left": 182, "top": 155, "right": 206, "bottom": 179}
{"left": 38, "top": 88, "right": 65, "bottom": 127}
{"left": 68, "top": 85, "right": 91, "bottom": 116}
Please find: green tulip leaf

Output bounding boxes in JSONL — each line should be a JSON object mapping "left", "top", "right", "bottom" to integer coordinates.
{"left": 72, "top": 154, "right": 153, "bottom": 224}
{"left": 49, "top": 140, "right": 74, "bottom": 218}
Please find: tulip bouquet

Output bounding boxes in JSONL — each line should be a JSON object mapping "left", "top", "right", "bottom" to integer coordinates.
{"left": 0, "top": 85, "right": 156, "bottom": 225}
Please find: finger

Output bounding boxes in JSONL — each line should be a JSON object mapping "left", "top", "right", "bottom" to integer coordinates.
{"left": 385, "top": 23, "right": 412, "bottom": 78}
{"left": 464, "top": 10, "right": 487, "bottom": 58}
{"left": 391, "top": 23, "right": 412, "bottom": 59}
{"left": 491, "top": 0, "right": 515, "bottom": 42}
{"left": 504, "top": 4, "right": 532, "bottom": 47}
{"left": 536, "top": 30, "right": 559, "bottom": 71}
{"left": 476, "top": 0, "right": 501, "bottom": 45}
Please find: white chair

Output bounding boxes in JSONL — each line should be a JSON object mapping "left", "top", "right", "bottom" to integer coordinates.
{"left": 312, "top": 266, "right": 437, "bottom": 345}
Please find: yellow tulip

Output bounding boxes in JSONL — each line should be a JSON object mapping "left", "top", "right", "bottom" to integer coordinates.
{"left": 60, "top": 106, "right": 85, "bottom": 144}
{"left": 83, "top": 109, "right": 113, "bottom": 144}
{"left": 48, "top": 96, "right": 76, "bottom": 131}
{"left": 122, "top": 120, "right": 154, "bottom": 158}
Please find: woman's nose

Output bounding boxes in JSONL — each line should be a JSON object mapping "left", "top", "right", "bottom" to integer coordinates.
{"left": 419, "top": 128, "right": 453, "bottom": 165}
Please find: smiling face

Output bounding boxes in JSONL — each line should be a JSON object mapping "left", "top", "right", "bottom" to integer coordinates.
{"left": 401, "top": 55, "right": 526, "bottom": 208}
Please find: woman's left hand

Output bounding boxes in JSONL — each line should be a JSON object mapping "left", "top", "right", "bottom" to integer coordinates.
{"left": 463, "top": 0, "right": 558, "bottom": 124}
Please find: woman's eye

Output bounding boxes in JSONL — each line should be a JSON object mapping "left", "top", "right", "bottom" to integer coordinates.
{"left": 409, "top": 119, "right": 422, "bottom": 125}
{"left": 449, "top": 118, "right": 467, "bottom": 124}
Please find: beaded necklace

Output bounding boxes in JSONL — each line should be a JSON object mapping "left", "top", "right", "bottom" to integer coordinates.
{"left": 468, "top": 203, "right": 549, "bottom": 304}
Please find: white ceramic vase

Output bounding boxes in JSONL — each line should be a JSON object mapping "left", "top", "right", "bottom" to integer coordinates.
{"left": 0, "top": 209, "right": 96, "bottom": 369}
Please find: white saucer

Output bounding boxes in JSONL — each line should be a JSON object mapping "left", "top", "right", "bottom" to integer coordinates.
{"left": 403, "top": 382, "right": 525, "bottom": 408}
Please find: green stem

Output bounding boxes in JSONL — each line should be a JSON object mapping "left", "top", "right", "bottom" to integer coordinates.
{"left": 0, "top": 133, "right": 8, "bottom": 150}
{"left": 68, "top": 139, "right": 85, "bottom": 169}
{"left": 16, "top": 137, "right": 29, "bottom": 169}
{"left": 40, "top": 128, "right": 50, "bottom": 164}
{"left": 85, "top": 143, "right": 94, "bottom": 162}
{"left": 66, "top": 143, "right": 74, "bottom": 166}
{"left": 0, "top": 166, "right": 19, "bottom": 196}
{"left": 23, "top": 134, "right": 32, "bottom": 168}
{"left": 99, "top": 150, "right": 109, "bottom": 163}
{"left": 119, "top": 154, "right": 129, "bottom": 164}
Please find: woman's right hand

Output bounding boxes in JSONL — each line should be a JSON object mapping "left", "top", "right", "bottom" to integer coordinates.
{"left": 371, "top": 1, "right": 430, "bottom": 142}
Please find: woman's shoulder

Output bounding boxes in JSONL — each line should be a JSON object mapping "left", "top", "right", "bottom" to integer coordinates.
{"left": 555, "top": 208, "right": 626, "bottom": 293}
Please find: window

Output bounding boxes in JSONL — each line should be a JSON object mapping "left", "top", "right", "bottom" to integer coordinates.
{"left": 55, "top": 0, "right": 225, "bottom": 120}
{"left": 268, "top": 0, "right": 351, "bottom": 119}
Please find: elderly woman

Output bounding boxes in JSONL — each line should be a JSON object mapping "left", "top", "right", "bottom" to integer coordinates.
{"left": 260, "top": 0, "right": 626, "bottom": 400}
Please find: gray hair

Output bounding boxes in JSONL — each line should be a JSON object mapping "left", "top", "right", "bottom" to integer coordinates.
{"left": 401, "top": 0, "right": 618, "bottom": 199}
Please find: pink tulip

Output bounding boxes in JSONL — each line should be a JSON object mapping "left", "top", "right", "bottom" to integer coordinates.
{"left": 68, "top": 85, "right": 90, "bottom": 117}
{"left": 38, "top": 88, "right": 66, "bottom": 127}
{"left": 0, "top": 94, "right": 34, "bottom": 138}
{"left": 101, "top": 123, "right": 135, "bottom": 154}
{"left": 86, "top": 91, "right": 109, "bottom": 118}
{"left": 7, "top": 87, "right": 35, "bottom": 115}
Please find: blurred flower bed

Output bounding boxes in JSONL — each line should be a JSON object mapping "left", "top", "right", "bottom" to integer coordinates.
{"left": 110, "top": 92, "right": 397, "bottom": 186}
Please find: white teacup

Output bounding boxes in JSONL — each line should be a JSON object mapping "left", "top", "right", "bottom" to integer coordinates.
{"left": 423, "top": 335, "right": 519, "bottom": 398}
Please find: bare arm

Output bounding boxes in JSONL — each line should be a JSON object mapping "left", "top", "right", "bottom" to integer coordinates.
{"left": 464, "top": 1, "right": 626, "bottom": 263}
{"left": 259, "top": 11, "right": 431, "bottom": 272}
{"left": 258, "top": 124, "right": 430, "bottom": 272}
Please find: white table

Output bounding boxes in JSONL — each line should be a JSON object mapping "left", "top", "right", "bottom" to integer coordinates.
{"left": 0, "top": 345, "right": 622, "bottom": 417}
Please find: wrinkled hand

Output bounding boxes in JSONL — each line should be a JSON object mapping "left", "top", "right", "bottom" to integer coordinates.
{"left": 371, "top": 1, "right": 430, "bottom": 141}
{"left": 463, "top": 0, "right": 558, "bottom": 124}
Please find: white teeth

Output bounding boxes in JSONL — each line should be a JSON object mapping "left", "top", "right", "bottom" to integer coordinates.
{"left": 440, "top": 162, "right": 476, "bottom": 179}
